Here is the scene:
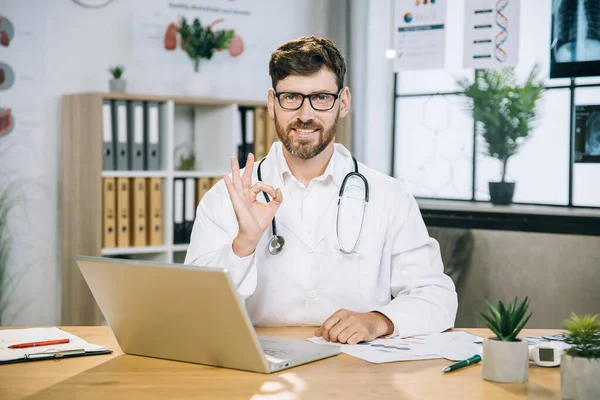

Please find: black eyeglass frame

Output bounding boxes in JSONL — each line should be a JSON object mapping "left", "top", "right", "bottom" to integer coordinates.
{"left": 273, "top": 88, "right": 344, "bottom": 111}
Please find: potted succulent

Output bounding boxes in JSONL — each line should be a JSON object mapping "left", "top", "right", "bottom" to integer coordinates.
{"left": 458, "top": 65, "right": 545, "bottom": 205}
{"left": 175, "top": 17, "right": 239, "bottom": 96}
{"left": 561, "top": 313, "right": 600, "bottom": 399}
{"left": 108, "top": 65, "right": 126, "bottom": 93}
{"left": 477, "top": 297, "right": 532, "bottom": 383}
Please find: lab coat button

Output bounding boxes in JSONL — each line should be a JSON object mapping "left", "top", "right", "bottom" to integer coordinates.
{"left": 308, "top": 290, "right": 318, "bottom": 299}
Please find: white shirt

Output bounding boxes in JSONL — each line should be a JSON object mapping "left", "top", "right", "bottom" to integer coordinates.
{"left": 185, "top": 142, "right": 458, "bottom": 338}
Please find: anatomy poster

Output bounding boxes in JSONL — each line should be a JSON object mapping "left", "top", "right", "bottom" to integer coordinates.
{"left": 133, "top": 0, "right": 260, "bottom": 69}
{"left": 463, "top": 0, "right": 521, "bottom": 68}
{"left": 0, "top": 0, "right": 47, "bottom": 140}
{"left": 393, "top": 0, "right": 448, "bottom": 71}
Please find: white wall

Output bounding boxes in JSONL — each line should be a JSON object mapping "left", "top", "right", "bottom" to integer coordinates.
{"left": 1, "top": 0, "right": 340, "bottom": 326}
{"left": 349, "top": 0, "right": 395, "bottom": 174}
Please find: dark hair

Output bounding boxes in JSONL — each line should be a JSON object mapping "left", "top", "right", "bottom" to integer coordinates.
{"left": 269, "top": 35, "right": 346, "bottom": 91}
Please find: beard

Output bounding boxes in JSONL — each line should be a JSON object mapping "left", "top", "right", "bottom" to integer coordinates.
{"left": 274, "top": 110, "right": 339, "bottom": 160}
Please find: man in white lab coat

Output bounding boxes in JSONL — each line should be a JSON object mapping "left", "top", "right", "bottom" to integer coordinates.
{"left": 185, "top": 36, "right": 457, "bottom": 344}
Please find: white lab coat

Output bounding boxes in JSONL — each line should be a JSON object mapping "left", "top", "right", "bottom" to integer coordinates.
{"left": 185, "top": 143, "right": 458, "bottom": 338}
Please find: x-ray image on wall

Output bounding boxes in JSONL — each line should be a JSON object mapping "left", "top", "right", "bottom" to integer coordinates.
{"left": 575, "top": 105, "right": 600, "bottom": 163}
{"left": 550, "top": 0, "right": 600, "bottom": 78}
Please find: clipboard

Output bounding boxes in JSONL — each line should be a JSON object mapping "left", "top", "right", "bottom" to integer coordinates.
{"left": 0, "top": 327, "right": 113, "bottom": 365}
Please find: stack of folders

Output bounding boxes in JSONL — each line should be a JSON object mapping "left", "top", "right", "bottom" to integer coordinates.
{"left": 173, "top": 177, "right": 221, "bottom": 245}
{"left": 102, "top": 177, "right": 163, "bottom": 249}
{"left": 237, "top": 106, "right": 278, "bottom": 167}
{"left": 102, "top": 99, "right": 161, "bottom": 171}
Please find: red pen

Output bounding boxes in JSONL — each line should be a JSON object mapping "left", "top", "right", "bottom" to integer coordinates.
{"left": 8, "top": 339, "right": 70, "bottom": 349}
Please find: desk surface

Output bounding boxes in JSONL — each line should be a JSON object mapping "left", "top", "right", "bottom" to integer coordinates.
{"left": 0, "top": 327, "right": 563, "bottom": 400}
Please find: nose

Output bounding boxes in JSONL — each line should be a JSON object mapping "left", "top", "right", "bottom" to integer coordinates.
{"left": 297, "top": 96, "right": 317, "bottom": 122}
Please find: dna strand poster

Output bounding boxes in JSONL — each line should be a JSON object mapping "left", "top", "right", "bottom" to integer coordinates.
{"left": 463, "top": 0, "right": 521, "bottom": 68}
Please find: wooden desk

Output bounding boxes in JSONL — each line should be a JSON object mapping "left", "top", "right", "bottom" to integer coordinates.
{"left": 0, "top": 327, "right": 563, "bottom": 400}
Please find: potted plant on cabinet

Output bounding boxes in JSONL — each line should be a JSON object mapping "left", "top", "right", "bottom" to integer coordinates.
{"left": 457, "top": 65, "right": 545, "bottom": 205}
{"left": 561, "top": 313, "right": 600, "bottom": 399}
{"left": 108, "top": 65, "right": 126, "bottom": 93}
{"left": 176, "top": 17, "right": 237, "bottom": 97}
{"left": 477, "top": 297, "right": 532, "bottom": 383}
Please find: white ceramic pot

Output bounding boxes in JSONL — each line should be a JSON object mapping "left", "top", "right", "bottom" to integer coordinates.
{"left": 482, "top": 338, "right": 529, "bottom": 383}
{"left": 561, "top": 354, "right": 600, "bottom": 400}
{"left": 183, "top": 72, "right": 212, "bottom": 98}
{"left": 109, "top": 79, "right": 126, "bottom": 93}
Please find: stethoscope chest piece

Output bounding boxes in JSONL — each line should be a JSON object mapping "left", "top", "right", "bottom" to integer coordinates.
{"left": 268, "top": 235, "right": 285, "bottom": 255}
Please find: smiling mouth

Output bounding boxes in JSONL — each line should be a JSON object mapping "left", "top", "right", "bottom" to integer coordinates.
{"left": 292, "top": 128, "right": 319, "bottom": 138}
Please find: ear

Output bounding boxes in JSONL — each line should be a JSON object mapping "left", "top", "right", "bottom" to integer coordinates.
{"left": 267, "top": 89, "right": 275, "bottom": 120}
{"left": 338, "top": 87, "right": 351, "bottom": 119}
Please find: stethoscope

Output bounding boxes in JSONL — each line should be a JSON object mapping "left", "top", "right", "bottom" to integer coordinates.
{"left": 257, "top": 155, "right": 369, "bottom": 255}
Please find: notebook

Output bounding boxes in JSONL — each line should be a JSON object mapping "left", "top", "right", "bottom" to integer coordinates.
{"left": 0, "top": 327, "right": 112, "bottom": 364}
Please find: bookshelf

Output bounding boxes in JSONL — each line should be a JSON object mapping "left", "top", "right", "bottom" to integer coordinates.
{"left": 60, "top": 92, "right": 267, "bottom": 326}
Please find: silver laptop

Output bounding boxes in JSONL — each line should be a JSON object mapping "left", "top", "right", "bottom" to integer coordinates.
{"left": 75, "top": 256, "right": 340, "bottom": 373}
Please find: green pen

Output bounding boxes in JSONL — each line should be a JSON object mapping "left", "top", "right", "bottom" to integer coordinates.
{"left": 441, "top": 354, "right": 482, "bottom": 373}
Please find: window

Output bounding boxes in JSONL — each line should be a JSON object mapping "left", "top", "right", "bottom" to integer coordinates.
{"left": 393, "top": 0, "right": 599, "bottom": 208}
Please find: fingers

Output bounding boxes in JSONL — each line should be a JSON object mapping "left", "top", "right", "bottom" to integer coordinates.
{"left": 331, "top": 322, "right": 368, "bottom": 344}
{"left": 346, "top": 331, "right": 366, "bottom": 345}
{"left": 250, "top": 182, "right": 276, "bottom": 198}
{"left": 223, "top": 174, "right": 243, "bottom": 210}
{"left": 319, "top": 313, "right": 342, "bottom": 342}
{"left": 271, "top": 188, "right": 283, "bottom": 205}
{"left": 230, "top": 156, "right": 242, "bottom": 190}
{"left": 318, "top": 309, "right": 372, "bottom": 344}
{"left": 328, "top": 318, "right": 354, "bottom": 343}
{"left": 242, "top": 153, "right": 255, "bottom": 189}
{"left": 267, "top": 188, "right": 283, "bottom": 213}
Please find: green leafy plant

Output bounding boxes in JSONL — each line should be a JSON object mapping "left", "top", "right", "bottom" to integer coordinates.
{"left": 563, "top": 313, "right": 600, "bottom": 359}
{"left": 109, "top": 65, "right": 125, "bottom": 79}
{"left": 477, "top": 297, "right": 532, "bottom": 341}
{"left": 457, "top": 65, "right": 545, "bottom": 182}
{"left": 176, "top": 17, "right": 235, "bottom": 72}
{"left": 177, "top": 153, "right": 196, "bottom": 171}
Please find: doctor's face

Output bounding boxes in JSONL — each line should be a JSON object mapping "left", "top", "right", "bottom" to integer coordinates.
{"left": 268, "top": 67, "right": 351, "bottom": 160}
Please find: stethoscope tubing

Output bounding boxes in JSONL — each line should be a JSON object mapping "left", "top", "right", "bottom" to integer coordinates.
{"left": 256, "top": 154, "right": 369, "bottom": 255}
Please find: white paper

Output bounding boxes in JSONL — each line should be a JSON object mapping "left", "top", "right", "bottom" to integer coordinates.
{"left": 149, "top": 105, "right": 159, "bottom": 144}
{"left": 0, "top": 327, "right": 107, "bottom": 362}
{"left": 185, "top": 178, "right": 196, "bottom": 220}
{"left": 463, "top": 0, "right": 520, "bottom": 68}
{"left": 394, "top": 0, "right": 448, "bottom": 71}
{"left": 307, "top": 331, "right": 482, "bottom": 363}
{"left": 134, "top": 105, "right": 144, "bottom": 144}
{"left": 117, "top": 104, "right": 127, "bottom": 144}
{"left": 102, "top": 103, "right": 113, "bottom": 142}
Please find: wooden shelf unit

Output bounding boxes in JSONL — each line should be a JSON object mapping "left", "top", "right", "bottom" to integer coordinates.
{"left": 60, "top": 92, "right": 267, "bottom": 325}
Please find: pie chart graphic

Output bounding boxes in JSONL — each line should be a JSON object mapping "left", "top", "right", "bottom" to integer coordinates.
{"left": 0, "top": 62, "right": 15, "bottom": 90}
{"left": 0, "top": 15, "right": 15, "bottom": 47}
{"left": 404, "top": 13, "right": 413, "bottom": 23}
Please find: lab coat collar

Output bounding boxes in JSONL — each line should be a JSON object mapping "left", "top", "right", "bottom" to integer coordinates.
{"left": 270, "top": 142, "right": 354, "bottom": 189}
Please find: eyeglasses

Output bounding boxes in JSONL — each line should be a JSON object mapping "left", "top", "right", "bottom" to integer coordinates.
{"left": 274, "top": 89, "right": 343, "bottom": 111}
